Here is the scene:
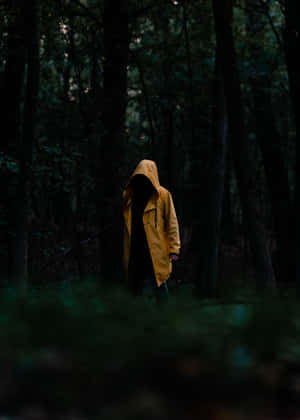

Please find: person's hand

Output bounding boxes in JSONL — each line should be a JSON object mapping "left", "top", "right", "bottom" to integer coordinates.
{"left": 169, "top": 253, "right": 179, "bottom": 262}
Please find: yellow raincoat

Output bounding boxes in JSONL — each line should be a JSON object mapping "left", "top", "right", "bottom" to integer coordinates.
{"left": 123, "top": 160, "right": 180, "bottom": 287}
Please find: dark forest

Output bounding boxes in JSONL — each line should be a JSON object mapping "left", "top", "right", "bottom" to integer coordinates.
{"left": 0, "top": 0, "right": 299, "bottom": 418}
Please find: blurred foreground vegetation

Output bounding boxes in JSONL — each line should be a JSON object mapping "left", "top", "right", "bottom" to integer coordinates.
{"left": 1, "top": 279, "right": 300, "bottom": 419}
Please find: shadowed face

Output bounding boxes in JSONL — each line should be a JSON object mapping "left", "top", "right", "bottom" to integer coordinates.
{"left": 130, "top": 174, "right": 154, "bottom": 195}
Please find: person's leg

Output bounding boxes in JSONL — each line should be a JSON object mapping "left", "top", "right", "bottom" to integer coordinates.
{"left": 142, "top": 273, "right": 168, "bottom": 302}
{"left": 129, "top": 251, "right": 169, "bottom": 301}
{"left": 155, "top": 281, "right": 169, "bottom": 302}
{"left": 143, "top": 257, "right": 169, "bottom": 301}
{"left": 128, "top": 257, "right": 145, "bottom": 296}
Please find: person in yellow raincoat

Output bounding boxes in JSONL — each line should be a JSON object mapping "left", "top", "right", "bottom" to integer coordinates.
{"left": 123, "top": 160, "right": 180, "bottom": 298}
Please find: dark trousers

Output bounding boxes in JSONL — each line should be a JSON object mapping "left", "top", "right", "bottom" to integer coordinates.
{"left": 128, "top": 254, "right": 168, "bottom": 299}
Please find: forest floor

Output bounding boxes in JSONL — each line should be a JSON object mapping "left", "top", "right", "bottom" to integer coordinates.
{"left": 1, "top": 280, "right": 300, "bottom": 420}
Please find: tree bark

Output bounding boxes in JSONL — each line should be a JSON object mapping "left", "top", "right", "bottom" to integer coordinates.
{"left": 196, "top": 51, "right": 228, "bottom": 297}
{"left": 0, "top": 1, "right": 27, "bottom": 157}
{"left": 162, "top": 11, "right": 176, "bottom": 193}
{"left": 152, "top": 3, "right": 176, "bottom": 192}
{"left": 95, "top": 0, "right": 129, "bottom": 283}
{"left": 212, "top": 0, "right": 276, "bottom": 291}
{"left": 182, "top": 0, "right": 196, "bottom": 146}
{"left": 0, "top": 1, "right": 27, "bottom": 285}
{"left": 221, "top": 150, "right": 235, "bottom": 244}
{"left": 252, "top": 79, "right": 293, "bottom": 286}
{"left": 13, "top": 0, "right": 41, "bottom": 293}
{"left": 283, "top": 0, "right": 299, "bottom": 292}
{"left": 133, "top": 51, "right": 156, "bottom": 156}
{"left": 246, "top": 0, "right": 293, "bottom": 287}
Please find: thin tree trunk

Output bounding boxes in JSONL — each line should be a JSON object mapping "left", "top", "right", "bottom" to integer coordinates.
{"left": 162, "top": 11, "right": 176, "bottom": 192}
{"left": 284, "top": 0, "right": 299, "bottom": 292}
{"left": 13, "top": 0, "right": 41, "bottom": 293}
{"left": 196, "top": 51, "right": 228, "bottom": 297}
{"left": 221, "top": 151, "right": 235, "bottom": 244}
{"left": 134, "top": 52, "right": 156, "bottom": 157}
{"left": 246, "top": 0, "right": 293, "bottom": 287}
{"left": 95, "top": 0, "right": 129, "bottom": 283}
{"left": 212, "top": 0, "right": 276, "bottom": 292}
{"left": 152, "top": 3, "right": 176, "bottom": 191}
{"left": 0, "top": 1, "right": 27, "bottom": 157}
{"left": 252, "top": 79, "right": 293, "bottom": 286}
{"left": 182, "top": 0, "right": 196, "bottom": 145}
{"left": 182, "top": 0, "right": 198, "bottom": 221}
{"left": 0, "top": 1, "right": 26, "bottom": 285}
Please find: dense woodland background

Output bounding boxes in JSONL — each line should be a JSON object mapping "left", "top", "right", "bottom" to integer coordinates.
{"left": 1, "top": 1, "right": 300, "bottom": 418}
{"left": 0, "top": 0, "right": 298, "bottom": 295}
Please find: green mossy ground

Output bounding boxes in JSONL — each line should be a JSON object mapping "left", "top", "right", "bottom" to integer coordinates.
{"left": 0, "top": 279, "right": 300, "bottom": 418}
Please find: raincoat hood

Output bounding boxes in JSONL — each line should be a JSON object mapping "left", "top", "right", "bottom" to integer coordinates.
{"left": 124, "top": 160, "right": 160, "bottom": 207}
{"left": 127, "top": 159, "right": 160, "bottom": 192}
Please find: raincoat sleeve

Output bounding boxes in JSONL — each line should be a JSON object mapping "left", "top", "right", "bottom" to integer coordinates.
{"left": 164, "top": 191, "right": 181, "bottom": 255}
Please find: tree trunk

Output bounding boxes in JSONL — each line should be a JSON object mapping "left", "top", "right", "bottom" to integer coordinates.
{"left": 152, "top": 3, "right": 176, "bottom": 192}
{"left": 246, "top": 0, "right": 293, "bottom": 287}
{"left": 252, "top": 79, "right": 293, "bottom": 286}
{"left": 212, "top": 0, "right": 276, "bottom": 291}
{"left": 132, "top": 51, "right": 156, "bottom": 158}
{"left": 162, "top": 16, "right": 176, "bottom": 193}
{"left": 284, "top": 0, "right": 299, "bottom": 292}
{"left": 95, "top": 0, "right": 129, "bottom": 283}
{"left": 12, "top": 0, "right": 41, "bottom": 293}
{"left": 0, "top": 1, "right": 27, "bottom": 285}
{"left": 182, "top": 0, "right": 196, "bottom": 160}
{"left": 221, "top": 151, "right": 235, "bottom": 244}
{"left": 196, "top": 51, "right": 228, "bottom": 297}
{"left": 0, "top": 1, "right": 27, "bottom": 157}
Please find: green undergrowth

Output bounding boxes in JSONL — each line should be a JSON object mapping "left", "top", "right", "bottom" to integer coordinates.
{"left": 1, "top": 279, "right": 300, "bottom": 370}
